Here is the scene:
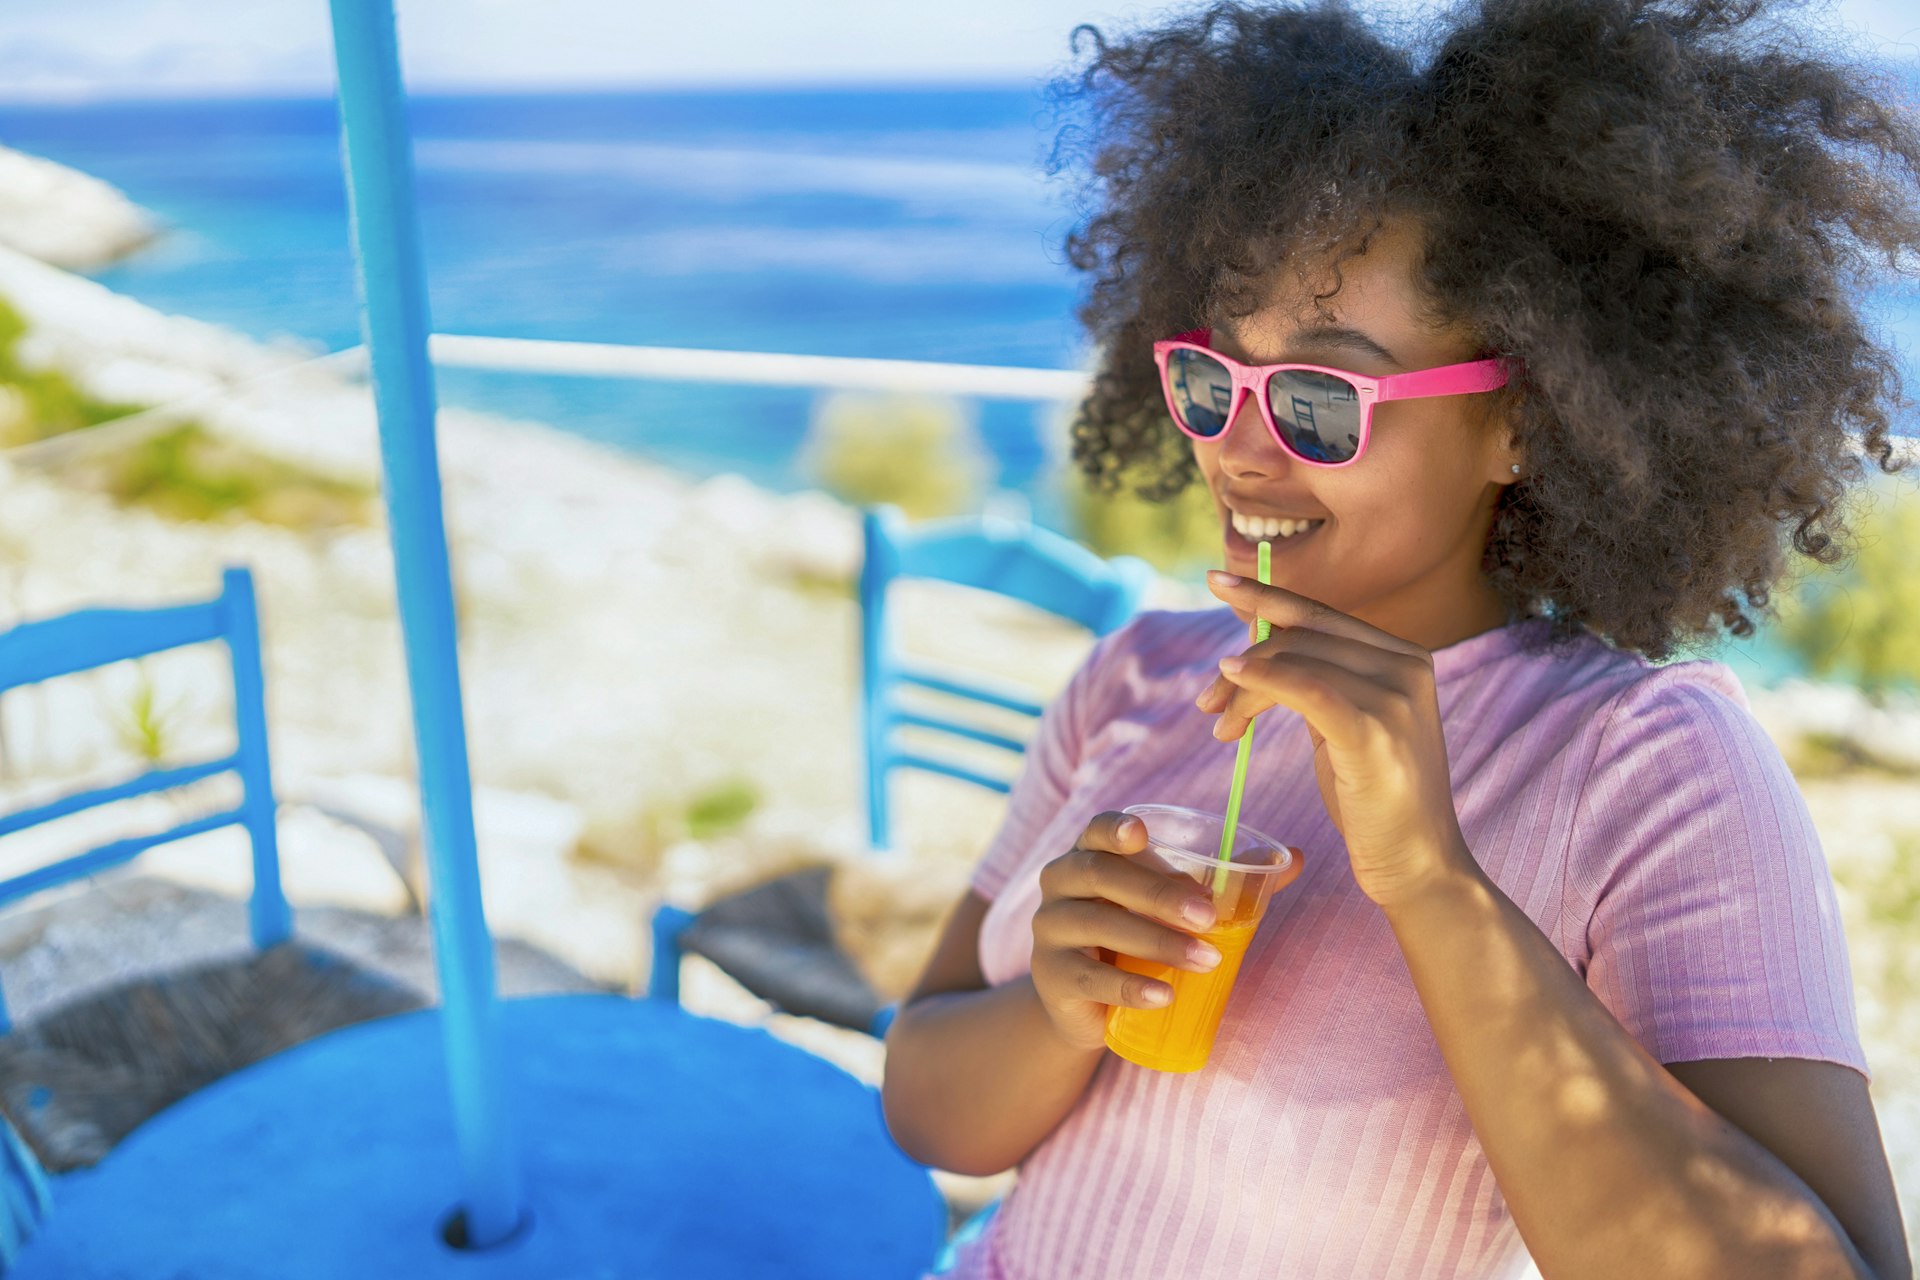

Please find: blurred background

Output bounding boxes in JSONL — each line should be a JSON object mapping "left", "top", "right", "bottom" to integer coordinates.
{"left": 0, "top": 0, "right": 1915, "bottom": 1265}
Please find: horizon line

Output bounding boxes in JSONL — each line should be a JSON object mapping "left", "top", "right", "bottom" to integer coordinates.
{"left": 0, "top": 71, "right": 1073, "bottom": 109}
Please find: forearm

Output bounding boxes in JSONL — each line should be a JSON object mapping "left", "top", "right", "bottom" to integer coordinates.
{"left": 881, "top": 976, "right": 1105, "bottom": 1176}
{"left": 1386, "top": 845, "right": 1873, "bottom": 1279}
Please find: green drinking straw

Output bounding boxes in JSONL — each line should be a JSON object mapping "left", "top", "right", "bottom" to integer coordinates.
{"left": 1214, "top": 539, "right": 1271, "bottom": 895}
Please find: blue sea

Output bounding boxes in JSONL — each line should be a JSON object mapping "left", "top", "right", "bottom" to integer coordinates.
{"left": 0, "top": 88, "right": 1098, "bottom": 502}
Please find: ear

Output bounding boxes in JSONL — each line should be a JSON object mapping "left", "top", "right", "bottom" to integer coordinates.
{"left": 1488, "top": 415, "right": 1526, "bottom": 484}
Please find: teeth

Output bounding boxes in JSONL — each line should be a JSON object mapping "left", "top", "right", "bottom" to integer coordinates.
{"left": 1230, "top": 511, "right": 1323, "bottom": 540}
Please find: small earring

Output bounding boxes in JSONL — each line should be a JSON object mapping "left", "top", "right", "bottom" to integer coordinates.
{"left": 1510, "top": 464, "right": 1521, "bottom": 474}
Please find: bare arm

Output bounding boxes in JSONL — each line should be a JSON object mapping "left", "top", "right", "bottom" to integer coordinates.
{"left": 1193, "top": 571, "right": 1910, "bottom": 1278}
{"left": 1387, "top": 845, "right": 1911, "bottom": 1280}
{"left": 881, "top": 811, "right": 1225, "bottom": 1176}
{"left": 879, "top": 891, "right": 1105, "bottom": 1176}
{"left": 1667, "top": 1058, "right": 1911, "bottom": 1280}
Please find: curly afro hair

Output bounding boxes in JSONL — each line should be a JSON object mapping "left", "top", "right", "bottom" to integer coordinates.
{"left": 1050, "top": 0, "right": 1920, "bottom": 661}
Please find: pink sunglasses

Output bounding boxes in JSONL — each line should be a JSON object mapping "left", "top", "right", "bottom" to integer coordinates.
{"left": 1152, "top": 328, "right": 1512, "bottom": 468}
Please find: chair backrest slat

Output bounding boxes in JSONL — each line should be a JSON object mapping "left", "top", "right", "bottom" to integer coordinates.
{"left": 0, "top": 601, "right": 226, "bottom": 692}
{"left": 888, "top": 514, "right": 1149, "bottom": 637}
{"left": 894, "top": 664, "right": 1045, "bottom": 720}
{"left": 0, "top": 806, "right": 247, "bottom": 911}
{"left": 888, "top": 710, "right": 1027, "bottom": 758}
{"left": 885, "top": 751, "right": 1015, "bottom": 797}
{"left": 0, "top": 567, "right": 291, "bottom": 1033}
{"left": 860, "top": 506, "right": 1153, "bottom": 851}
{"left": 0, "top": 755, "right": 240, "bottom": 841}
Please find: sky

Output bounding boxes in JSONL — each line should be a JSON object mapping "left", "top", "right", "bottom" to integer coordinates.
{"left": 0, "top": 0, "right": 1916, "bottom": 100}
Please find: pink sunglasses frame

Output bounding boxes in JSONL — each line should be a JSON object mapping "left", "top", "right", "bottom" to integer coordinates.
{"left": 1151, "top": 327, "right": 1512, "bottom": 469}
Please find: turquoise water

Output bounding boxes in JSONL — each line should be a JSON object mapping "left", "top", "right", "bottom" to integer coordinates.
{"left": 0, "top": 89, "right": 1089, "bottom": 501}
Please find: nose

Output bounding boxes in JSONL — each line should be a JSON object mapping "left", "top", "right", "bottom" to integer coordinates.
{"left": 1216, "top": 387, "right": 1293, "bottom": 480}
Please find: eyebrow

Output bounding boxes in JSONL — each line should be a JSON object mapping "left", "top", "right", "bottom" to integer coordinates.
{"left": 1289, "top": 324, "right": 1402, "bottom": 368}
{"left": 1218, "top": 321, "right": 1402, "bottom": 369}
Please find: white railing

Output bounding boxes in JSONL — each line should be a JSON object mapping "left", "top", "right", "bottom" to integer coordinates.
{"left": 0, "top": 335, "right": 1092, "bottom": 468}
{"left": 426, "top": 334, "right": 1091, "bottom": 402}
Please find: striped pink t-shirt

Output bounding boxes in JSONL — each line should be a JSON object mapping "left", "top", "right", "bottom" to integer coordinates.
{"left": 940, "top": 606, "right": 1865, "bottom": 1280}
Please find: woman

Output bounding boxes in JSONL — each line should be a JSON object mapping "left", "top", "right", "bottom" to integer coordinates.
{"left": 880, "top": 1, "right": 1918, "bottom": 1276}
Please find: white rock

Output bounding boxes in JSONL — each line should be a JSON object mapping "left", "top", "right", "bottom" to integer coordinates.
{"left": 0, "top": 147, "right": 157, "bottom": 272}
{"left": 773, "top": 489, "right": 862, "bottom": 579}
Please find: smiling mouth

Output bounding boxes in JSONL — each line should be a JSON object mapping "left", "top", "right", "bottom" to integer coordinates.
{"left": 1224, "top": 509, "right": 1326, "bottom": 555}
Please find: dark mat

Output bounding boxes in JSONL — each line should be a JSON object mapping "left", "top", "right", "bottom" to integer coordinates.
{"left": 0, "top": 941, "right": 425, "bottom": 1171}
{"left": 681, "top": 866, "right": 887, "bottom": 1035}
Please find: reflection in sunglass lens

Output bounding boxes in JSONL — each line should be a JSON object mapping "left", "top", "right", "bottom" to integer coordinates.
{"left": 1166, "top": 349, "right": 1235, "bottom": 438}
{"left": 1265, "top": 369, "right": 1362, "bottom": 463}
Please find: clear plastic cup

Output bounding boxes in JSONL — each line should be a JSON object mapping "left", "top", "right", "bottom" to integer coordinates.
{"left": 1103, "top": 804, "right": 1302, "bottom": 1073}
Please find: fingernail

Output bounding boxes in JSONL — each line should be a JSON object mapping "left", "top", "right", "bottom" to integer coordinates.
{"left": 1182, "top": 899, "right": 1216, "bottom": 928}
{"left": 1219, "top": 656, "right": 1246, "bottom": 673}
{"left": 1119, "top": 817, "right": 1142, "bottom": 840}
{"left": 1207, "top": 571, "right": 1242, "bottom": 588}
{"left": 1188, "top": 940, "right": 1222, "bottom": 969}
{"left": 1142, "top": 985, "right": 1172, "bottom": 1007}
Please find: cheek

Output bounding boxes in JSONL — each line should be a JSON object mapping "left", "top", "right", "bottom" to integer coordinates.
{"left": 1191, "top": 444, "right": 1229, "bottom": 513}
{"left": 1192, "top": 441, "right": 1224, "bottom": 486}
{"left": 1352, "top": 419, "right": 1481, "bottom": 524}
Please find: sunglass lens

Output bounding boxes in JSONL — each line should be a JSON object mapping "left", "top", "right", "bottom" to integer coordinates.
{"left": 1166, "top": 349, "right": 1235, "bottom": 438}
{"left": 1265, "top": 369, "right": 1362, "bottom": 463}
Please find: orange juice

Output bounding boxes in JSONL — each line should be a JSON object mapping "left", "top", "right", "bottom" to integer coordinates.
{"left": 1105, "top": 915, "right": 1262, "bottom": 1073}
{"left": 1101, "top": 804, "right": 1301, "bottom": 1074}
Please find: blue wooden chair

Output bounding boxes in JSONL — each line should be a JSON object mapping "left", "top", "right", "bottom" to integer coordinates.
{"left": 649, "top": 507, "right": 1152, "bottom": 1028}
{"left": 0, "top": 578, "right": 946, "bottom": 1279}
{"left": 0, "top": 567, "right": 291, "bottom": 1031}
{"left": 857, "top": 503, "right": 1154, "bottom": 853}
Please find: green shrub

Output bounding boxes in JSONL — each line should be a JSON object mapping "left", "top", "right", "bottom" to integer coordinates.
{"left": 105, "top": 662, "right": 185, "bottom": 766}
{"left": 684, "top": 778, "right": 760, "bottom": 841}
{"left": 799, "top": 392, "right": 991, "bottom": 520}
{"left": 0, "top": 296, "right": 144, "bottom": 444}
{"left": 74, "top": 422, "right": 376, "bottom": 528}
{"left": 0, "top": 295, "right": 374, "bottom": 531}
{"left": 1772, "top": 475, "right": 1920, "bottom": 699}
{"left": 574, "top": 777, "right": 763, "bottom": 876}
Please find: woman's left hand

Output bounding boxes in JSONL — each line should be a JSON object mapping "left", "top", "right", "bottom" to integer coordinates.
{"left": 1194, "top": 570, "right": 1476, "bottom": 909}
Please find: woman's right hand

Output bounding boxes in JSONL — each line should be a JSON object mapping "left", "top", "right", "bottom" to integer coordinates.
{"left": 1029, "top": 810, "right": 1225, "bottom": 1050}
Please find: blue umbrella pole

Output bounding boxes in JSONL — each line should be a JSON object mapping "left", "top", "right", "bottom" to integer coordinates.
{"left": 325, "top": 0, "right": 525, "bottom": 1248}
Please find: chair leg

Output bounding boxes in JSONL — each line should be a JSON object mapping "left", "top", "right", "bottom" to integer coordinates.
{"left": 867, "top": 762, "right": 891, "bottom": 855}
{"left": 869, "top": 1003, "right": 898, "bottom": 1040}
{"left": 648, "top": 905, "right": 696, "bottom": 1004}
{"left": 929, "top": 1197, "right": 1003, "bottom": 1275}
{"left": 224, "top": 567, "right": 293, "bottom": 950}
{"left": 244, "top": 810, "right": 294, "bottom": 951}
{"left": 858, "top": 507, "right": 896, "bottom": 856}
{"left": 0, "top": 1110, "right": 50, "bottom": 1267}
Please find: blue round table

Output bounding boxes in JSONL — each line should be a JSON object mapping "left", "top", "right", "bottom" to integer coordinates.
{"left": 13, "top": 993, "right": 946, "bottom": 1278}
